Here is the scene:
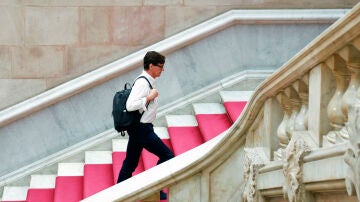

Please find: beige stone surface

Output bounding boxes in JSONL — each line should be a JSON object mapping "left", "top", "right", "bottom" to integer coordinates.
{"left": 165, "top": 6, "right": 218, "bottom": 37}
{"left": 184, "top": 0, "right": 358, "bottom": 8}
{"left": 0, "top": 1, "right": 22, "bottom": 6}
{"left": 0, "top": 7, "right": 23, "bottom": 45}
{"left": 22, "top": 0, "right": 142, "bottom": 6}
{"left": 169, "top": 173, "right": 201, "bottom": 201}
{"left": 80, "top": 7, "right": 111, "bottom": 45}
{"left": 25, "top": 7, "right": 79, "bottom": 45}
{"left": 45, "top": 74, "right": 79, "bottom": 90}
{"left": 67, "top": 45, "right": 140, "bottom": 75}
{"left": 0, "top": 79, "right": 46, "bottom": 109}
{"left": 210, "top": 147, "right": 245, "bottom": 201}
{"left": 316, "top": 191, "right": 358, "bottom": 202}
{"left": 112, "top": 6, "right": 165, "bottom": 45}
{"left": 144, "top": 0, "right": 183, "bottom": 6}
{"left": 0, "top": 47, "right": 11, "bottom": 78}
{"left": 12, "top": 46, "right": 66, "bottom": 78}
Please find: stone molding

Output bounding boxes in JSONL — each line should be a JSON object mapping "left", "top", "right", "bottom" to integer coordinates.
{"left": 282, "top": 134, "right": 312, "bottom": 202}
{"left": 243, "top": 147, "right": 268, "bottom": 202}
{"left": 344, "top": 101, "right": 360, "bottom": 200}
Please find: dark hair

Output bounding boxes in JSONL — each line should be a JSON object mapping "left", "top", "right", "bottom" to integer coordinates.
{"left": 143, "top": 51, "right": 165, "bottom": 70}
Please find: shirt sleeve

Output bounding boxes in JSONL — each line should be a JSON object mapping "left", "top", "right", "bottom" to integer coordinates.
{"left": 126, "top": 79, "right": 149, "bottom": 112}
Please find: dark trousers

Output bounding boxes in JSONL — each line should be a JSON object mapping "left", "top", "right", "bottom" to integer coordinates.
{"left": 117, "top": 123, "right": 174, "bottom": 183}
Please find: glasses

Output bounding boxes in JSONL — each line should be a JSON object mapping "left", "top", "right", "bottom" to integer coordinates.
{"left": 154, "top": 64, "right": 164, "bottom": 68}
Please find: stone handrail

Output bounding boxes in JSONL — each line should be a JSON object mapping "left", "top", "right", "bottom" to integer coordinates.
{"left": 243, "top": 2, "right": 360, "bottom": 202}
{"left": 0, "top": 9, "right": 346, "bottom": 128}
{"left": 82, "top": 3, "right": 360, "bottom": 202}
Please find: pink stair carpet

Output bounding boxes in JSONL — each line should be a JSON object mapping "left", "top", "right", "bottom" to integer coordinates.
{"left": 196, "top": 114, "right": 232, "bottom": 141}
{"left": 112, "top": 151, "right": 145, "bottom": 184}
{"left": 26, "top": 188, "right": 54, "bottom": 202}
{"left": 83, "top": 164, "right": 114, "bottom": 198}
{"left": 223, "top": 101, "right": 247, "bottom": 123}
{"left": 54, "top": 176, "right": 83, "bottom": 202}
{"left": 167, "top": 126, "right": 204, "bottom": 156}
{"left": 142, "top": 139, "right": 173, "bottom": 169}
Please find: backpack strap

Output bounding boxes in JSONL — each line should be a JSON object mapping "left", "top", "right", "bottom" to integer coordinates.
{"left": 133, "top": 76, "right": 153, "bottom": 89}
{"left": 133, "top": 75, "right": 153, "bottom": 112}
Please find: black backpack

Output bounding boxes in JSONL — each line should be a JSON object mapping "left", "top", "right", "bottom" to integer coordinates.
{"left": 112, "top": 76, "right": 152, "bottom": 136}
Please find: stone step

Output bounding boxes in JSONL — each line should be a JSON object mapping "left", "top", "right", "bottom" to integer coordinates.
{"left": 193, "top": 103, "right": 227, "bottom": 114}
{"left": 220, "top": 90, "right": 253, "bottom": 122}
{"left": 166, "top": 115, "right": 203, "bottom": 155}
{"left": 166, "top": 115, "right": 198, "bottom": 127}
{"left": 29, "top": 175, "right": 56, "bottom": 188}
{"left": 154, "top": 127, "right": 170, "bottom": 139}
{"left": 83, "top": 151, "right": 114, "bottom": 198}
{"left": 26, "top": 175, "right": 56, "bottom": 202}
{"left": 1, "top": 186, "right": 28, "bottom": 201}
{"left": 220, "top": 90, "right": 253, "bottom": 102}
{"left": 112, "top": 139, "right": 128, "bottom": 152}
{"left": 57, "top": 163, "right": 84, "bottom": 176}
{"left": 193, "top": 103, "right": 232, "bottom": 141}
{"left": 54, "top": 163, "right": 84, "bottom": 202}
{"left": 85, "top": 151, "right": 112, "bottom": 164}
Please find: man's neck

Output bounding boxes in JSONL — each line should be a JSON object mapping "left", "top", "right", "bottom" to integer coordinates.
{"left": 145, "top": 70, "right": 155, "bottom": 79}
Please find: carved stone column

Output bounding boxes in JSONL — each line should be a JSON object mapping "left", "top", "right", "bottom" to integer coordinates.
{"left": 275, "top": 92, "right": 292, "bottom": 160}
{"left": 338, "top": 45, "right": 360, "bottom": 119}
{"left": 243, "top": 148, "right": 269, "bottom": 202}
{"left": 324, "top": 54, "right": 351, "bottom": 146}
{"left": 293, "top": 76, "right": 309, "bottom": 131}
{"left": 285, "top": 86, "right": 301, "bottom": 134}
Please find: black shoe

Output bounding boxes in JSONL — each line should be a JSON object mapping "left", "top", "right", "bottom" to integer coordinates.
{"left": 160, "top": 190, "right": 167, "bottom": 200}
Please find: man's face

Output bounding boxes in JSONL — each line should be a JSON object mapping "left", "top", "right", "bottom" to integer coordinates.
{"left": 150, "top": 63, "right": 164, "bottom": 78}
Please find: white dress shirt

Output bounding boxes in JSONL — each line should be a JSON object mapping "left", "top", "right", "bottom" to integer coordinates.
{"left": 126, "top": 71, "right": 158, "bottom": 123}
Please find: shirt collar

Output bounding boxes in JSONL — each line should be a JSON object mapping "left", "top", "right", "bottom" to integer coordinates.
{"left": 141, "top": 70, "right": 155, "bottom": 85}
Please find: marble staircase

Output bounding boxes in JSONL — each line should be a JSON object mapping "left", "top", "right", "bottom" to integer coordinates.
{"left": 1, "top": 88, "right": 253, "bottom": 202}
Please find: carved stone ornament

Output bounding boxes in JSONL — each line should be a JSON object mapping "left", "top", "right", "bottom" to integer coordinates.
{"left": 242, "top": 148, "right": 269, "bottom": 202}
{"left": 344, "top": 101, "right": 360, "bottom": 200}
{"left": 283, "top": 134, "right": 311, "bottom": 202}
{"left": 324, "top": 126, "right": 350, "bottom": 146}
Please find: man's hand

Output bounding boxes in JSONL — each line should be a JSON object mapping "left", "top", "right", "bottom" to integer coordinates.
{"left": 146, "top": 89, "right": 158, "bottom": 103}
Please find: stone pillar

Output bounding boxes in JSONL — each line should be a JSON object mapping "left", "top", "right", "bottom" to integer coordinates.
{"left": 308, "top": 63, "right": 335, "bottom": 147}
{"left": 274, "top": 91, "right": 292, "bottom": 160}
{"left": 264, "top": 97, "right": 283, "bottom": 160}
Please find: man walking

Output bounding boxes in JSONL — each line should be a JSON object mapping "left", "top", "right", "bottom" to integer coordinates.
{"left": 117, "top": 51, "right": 174, "bottom": 200}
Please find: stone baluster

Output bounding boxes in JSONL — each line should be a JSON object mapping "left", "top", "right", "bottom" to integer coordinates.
{"left": 338, "top": 45, "right": 360, "bottom": 119}
{"left": 292, "top": 76, "right": 309, "bottom": 131}
{"left": 352, "top": 37, "right": 360, "bottom": 100}
{"left": 323, "top": 54, "right": 351, "bottom": 146}
{"left": 274, "top": 91, "right": 292, "bottom": 160}
{"left": 284, "top": 86, "right": 301, "bottom": 135}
